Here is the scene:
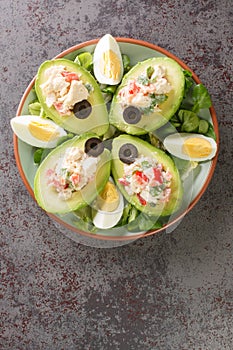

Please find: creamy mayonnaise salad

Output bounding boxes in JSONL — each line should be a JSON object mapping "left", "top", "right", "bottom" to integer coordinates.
{"left": 118, "top": 155, "right": 172, "bottom": 206}
{"left": 46, "top": 147, "right": 99, "bottom": 200}
{"left": 40, "top": 65, "right": 92, "bottom": 115}
{"left": 118, "top": 65, "right": 172, "bottom": 113}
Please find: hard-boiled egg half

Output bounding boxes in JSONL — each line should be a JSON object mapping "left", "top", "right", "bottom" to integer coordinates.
{"left": 92, "top": 178, "right": 124, "bottom": 229}
{"left": 11, "top": 115, "right": 67, "bottom": 148}
{"left": 164, "top": 133, "right": 217, "bottom": 162}
{"left": 93, "top": 34, "right": 124, "bottom": 85}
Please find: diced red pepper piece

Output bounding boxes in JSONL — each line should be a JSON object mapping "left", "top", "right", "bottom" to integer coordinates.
{"left": 118, "top": 178, "right": 130, "bottom": 187}
{"left": 53, "top": 102, "right": 64, "bottom": 112}
{"left": 53, "top": 102, "right": 71, "bottom": 115}
{"left": 61, "top": 71, "right": 79, "bottom": 82}
{"left": 128, "top": 81, "right": 140, "bottom": 95}
{"left": 153, "top": 168, "right": 163, "bottom": 184}
{"left": 137, "top": 193, "right": 147, "bottom": 206}
{"left": 134, "top": 170, "right": 149, "bottom": 184}
{"left": 46, "top": 168, "right": 54, "bottom": 177}
{"left": 70, "top": 173, "right": 80, "bottom": 185}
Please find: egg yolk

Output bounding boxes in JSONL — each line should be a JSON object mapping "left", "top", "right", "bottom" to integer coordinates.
{"left": 28, "top": 121, "right": 59, "bottom": 141}
{"left": 102, "top": 50, "right": 121, "bottom": 80}
{"left": 97, "top": 181, "right": 120, "bottom": 212}
{"left": 182, "top": 137, "right": 212, "bottom": 158}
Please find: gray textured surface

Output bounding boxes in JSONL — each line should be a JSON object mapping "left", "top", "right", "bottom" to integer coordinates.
{"left": 1, "top": 0, "right": 233, "bottom": 349}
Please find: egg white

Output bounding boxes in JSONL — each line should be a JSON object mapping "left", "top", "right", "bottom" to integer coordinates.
{"left": 11, "top": 115, "right": 67, "bottom": 148}
{"left": 93, "top": 34, "right": 123, "bottom": 85}
{"left": 92, "top": 178, "right": 124, "bottom": 229}
{"left": 163, "top": 133, "right": 217, "bottom": 162}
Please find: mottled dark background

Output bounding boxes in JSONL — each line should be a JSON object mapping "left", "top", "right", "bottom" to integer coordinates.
{"left": 1, "top": 0, "right": 233, "bottom": 349}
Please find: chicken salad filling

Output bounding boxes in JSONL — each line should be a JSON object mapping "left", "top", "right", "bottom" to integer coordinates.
{"left": 40, "top": 65, "right": 93, "bottom": 116}
{"left": 118, "top": 155, "right": 172, "bottom": 207}
{"left": 46, "top": 147, "right": 99, "bottom": 200}
{"left": 118, "top": 65, "right": 172, "bottom": 114}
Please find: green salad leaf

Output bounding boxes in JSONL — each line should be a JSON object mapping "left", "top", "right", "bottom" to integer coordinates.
{"left": 33, "top": 148, "right": 51, "bottom": 164}
{"left": 28, "top": 100, "right": 46, "bottom": 117}
{"left": 122, "top": 54, "right": 131, "bottom": 73}
{"left": 74, "top": 52, "right": 93, "bottom": 72}
{"left": 127, "top": 213, "right": 163, "bottom": 232}
{"left": 179, "top": 110, "right": 200, "bottom": 132}
{"left": 192, "top": 84, "right": 212, "bottom": 113}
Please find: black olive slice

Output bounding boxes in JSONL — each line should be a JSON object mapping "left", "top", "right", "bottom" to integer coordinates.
{"left": 123, "top": 106, "right": 142, "bottom": 124}
{"left": 84, "top": 137, "right": 104, "bottom": 157}
{"left": 73, "top": 100, "right": 92, "bottom": 119}
{"left": 119, "top": 143, "right": 138, "bottom": 164}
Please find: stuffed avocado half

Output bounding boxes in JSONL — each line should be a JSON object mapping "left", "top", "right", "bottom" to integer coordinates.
{"left": 109, "top": 57, "right": 185, "bottom": 135}
{"left": 34, "top": 133, "right": 111, "bottom": 214}
{"left": 35, "top": 59, "right": 109, "bottom": 136}
{"left": 111, "top": 134, "right": 183, "bottom": 217}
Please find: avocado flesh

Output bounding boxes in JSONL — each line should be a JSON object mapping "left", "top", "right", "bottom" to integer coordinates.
{"left": 34, "top": 133, "right": 111, "bottom": 214}
{"left": 111, "top": 134, "right": 183, "bottom": 216}
{"left": 35, "top": 59, "right": 109, "bottom": 136}
{"left": 109, "top": 57, "right": 185, "bottom": 135}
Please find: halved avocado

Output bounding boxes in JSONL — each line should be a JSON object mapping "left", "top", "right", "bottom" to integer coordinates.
{"left": 35, "top": 59, "right": 109, "bottom": 136}
{"left": 111, "top": 134, "right": 183, "bottom": 216}
{"left": 109, "top": 57, "right": 185, "bottom": 135}
{"left": 34, "top": 133, "right": 111, "bottom": 214}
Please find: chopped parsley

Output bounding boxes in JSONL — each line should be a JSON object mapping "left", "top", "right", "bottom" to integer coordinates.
{"left": 137, "top": 74, "right": 149, "bottom": 86}
{"left": 140, "top": 93, "right": 168, "bottom": 115}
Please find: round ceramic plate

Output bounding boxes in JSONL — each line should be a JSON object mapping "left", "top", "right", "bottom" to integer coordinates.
{"left": 14, "top": 38, "right": 219, "bottom": 242}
